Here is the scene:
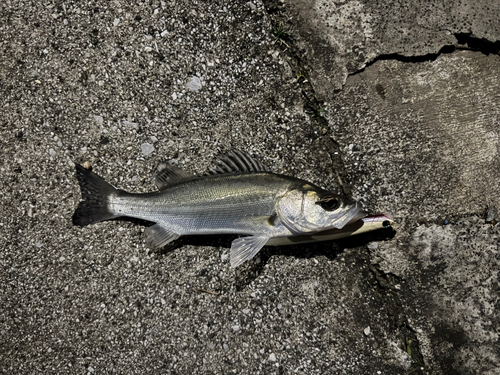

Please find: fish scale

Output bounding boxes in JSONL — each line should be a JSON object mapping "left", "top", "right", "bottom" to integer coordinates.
{"left": 110, "top": 173, "right": 290, "bottom": 235}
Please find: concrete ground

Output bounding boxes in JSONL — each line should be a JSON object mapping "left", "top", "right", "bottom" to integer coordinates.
{"left": 1, "top": 0, "right": 499, "bottom": 374}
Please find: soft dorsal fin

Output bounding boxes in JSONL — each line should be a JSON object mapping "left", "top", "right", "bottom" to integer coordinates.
{"left": 208, "top": 149, "right": 272, "bottom": 175}
{"left": 154, "top": 164, "right": 194, "bottom": 190}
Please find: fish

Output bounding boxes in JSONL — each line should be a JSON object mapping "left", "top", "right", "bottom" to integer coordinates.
{"left": 73, "top": 149, "right": 380, "bottom": 268}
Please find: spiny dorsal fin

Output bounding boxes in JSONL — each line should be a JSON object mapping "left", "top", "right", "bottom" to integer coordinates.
{"left": 208, "top": 149, "right": 272, "bottom": 175}
{"left": 154, "top": 163, "right": 194, "bottom": 190}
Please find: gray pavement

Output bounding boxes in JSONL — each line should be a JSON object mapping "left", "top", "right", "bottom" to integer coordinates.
{"left": 1, "top": 0, "right": 499, "bottom": 374}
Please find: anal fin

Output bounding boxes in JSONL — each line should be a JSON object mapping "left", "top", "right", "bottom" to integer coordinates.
{"left": 145, "top": 223, "right": 180, "bottom": 248}
{"left": 230, "top": 235, "right": 269, "bottom": 268}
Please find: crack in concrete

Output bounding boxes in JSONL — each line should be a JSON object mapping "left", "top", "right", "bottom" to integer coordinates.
{"left": 369, "top": 263, "right": 427, "bottom": 372}
{"left": 350, "top": 33, "right": 500, "bottom": 77}
{"left": 263, "top": 11, "right": 354, "bottom": 196}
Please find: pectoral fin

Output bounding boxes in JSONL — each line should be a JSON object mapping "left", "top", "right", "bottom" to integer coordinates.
{"left": 145, "top": 223, "right": 180, "bottom": 248}
{"left": 230, "top": 235, "right": 269, "bottom": 268}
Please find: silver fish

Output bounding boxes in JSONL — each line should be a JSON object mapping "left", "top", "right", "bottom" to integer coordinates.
{"left": 73, "top": 150, "right": 370, "bottom": 267}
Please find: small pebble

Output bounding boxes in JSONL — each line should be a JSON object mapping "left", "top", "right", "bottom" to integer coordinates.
{"left": 486, "top": 205, "right": 498, "bottom": 222}
{"left": 269, "top": 353, "right": 277, "bottom": 362}
{"left": 113, "top": 18, "right": 120, "bottom": 26}
{"left": 49, "top": 148, "right": 56, "bottom": 157}
{"left": 364, "top": 326, "right": 371, "bottom": 336}
{"left": 186, "top": 76, "right": 202, "bottom": 91}
{"left": 93, "top": 115, "right": 103, "bottom": 125}
{"left": 122, "top": 120, "right": 138, "bottom": 128}
{"left": 141, "top": 143, "right": 155, "bottom": 156}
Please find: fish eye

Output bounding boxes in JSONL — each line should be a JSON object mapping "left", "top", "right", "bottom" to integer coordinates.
{"left": 315, "top": 195, "right": 340, "bottom": 211}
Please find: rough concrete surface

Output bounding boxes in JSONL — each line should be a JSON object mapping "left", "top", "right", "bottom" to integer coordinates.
{"left": 285, "top": 0, "right": 500, "bottom": 97}
{"left": 329, "top": 51, "right": 500, "bottom": 222}
{"left": 1, "top": 0, "right": 499, "bottom": 374}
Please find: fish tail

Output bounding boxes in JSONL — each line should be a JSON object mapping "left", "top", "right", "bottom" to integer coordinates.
{"left": 73, "top": 163, "right": 122, "bottom": 226}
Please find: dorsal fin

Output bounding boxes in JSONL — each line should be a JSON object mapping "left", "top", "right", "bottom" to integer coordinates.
{"left": 208, "top": 149, "right": 272, "bottom": 175}
{"left": 154, "top": 164, "right": 194, "bottom": 190}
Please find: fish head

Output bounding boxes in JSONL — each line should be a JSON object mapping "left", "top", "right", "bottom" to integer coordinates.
{"left": 277, "top": 186, "right": 367, "bottom": 234}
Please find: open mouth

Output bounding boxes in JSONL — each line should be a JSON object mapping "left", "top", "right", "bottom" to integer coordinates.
{"left": 329, "top": 205, "right": 369, "bottom": 230}
{"left": 346, "top": 208, "right": 370, "bottom": 225}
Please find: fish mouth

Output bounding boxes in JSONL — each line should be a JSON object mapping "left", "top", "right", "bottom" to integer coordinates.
{"left": 329, "top": 204, "right": 369, "bottom": 230}
{"left": 346, "top": 208, "right": 369, "bottom": 225}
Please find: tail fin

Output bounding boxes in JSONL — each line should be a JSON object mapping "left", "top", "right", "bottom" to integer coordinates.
{"left": 73, "top": 163, "right": 121, "bottom": 226}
